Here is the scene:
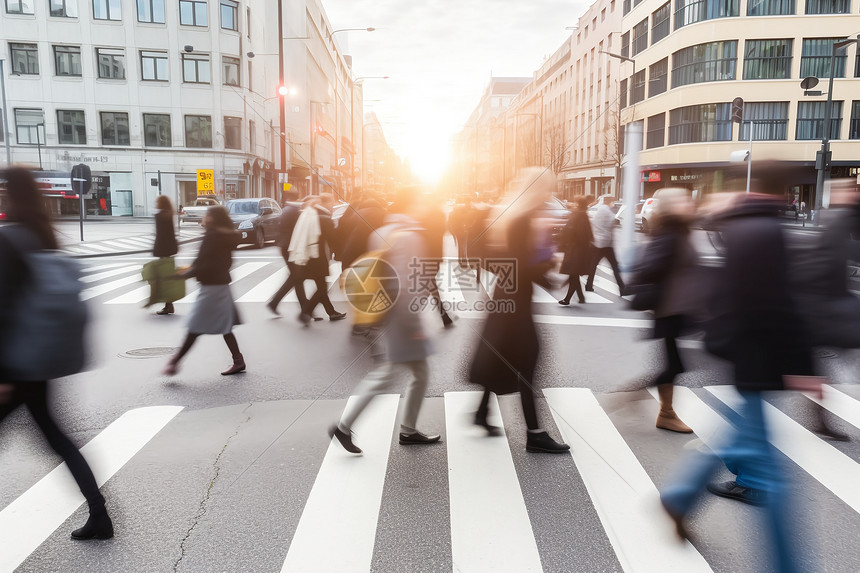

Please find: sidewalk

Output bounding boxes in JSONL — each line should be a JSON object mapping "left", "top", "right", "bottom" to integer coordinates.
{"left": 52, "top": 219, "right": 205, "bottom": 258}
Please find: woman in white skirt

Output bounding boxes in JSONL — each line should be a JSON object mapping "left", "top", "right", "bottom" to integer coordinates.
{"left": 163, "top": 206, "right": 245, "bottom": 376}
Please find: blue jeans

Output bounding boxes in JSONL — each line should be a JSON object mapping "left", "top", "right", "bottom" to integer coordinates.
{"left": 660, "top": 391, "right": 803, "bottom": 573}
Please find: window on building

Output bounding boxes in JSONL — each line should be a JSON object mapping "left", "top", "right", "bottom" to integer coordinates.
{"left": 246, "top": 6, "right": 250, "bottom": 37}
{"left": 144, "top": 113, "right": 171, "bottom": 146}
{"left": 182, "top": 53, "right": 210, "bottom": 83}
{"left": 743, "top": 39, "right": 792, "bottom": 79}
{"left": 100, "top": 111, "right": 130, "bottom": 145}
{"left": 623, "top": 0, "right": 631, "bottom": 15}
{"left": 631, "top": 69, "right": 647, "bottom": 103}
{"left": 674, "top": 0, "right": 738, "bottom": 29}
{"left": 224, "top": 116, "right": 241, "bottom": 149}
{"left": 96, "top": 48, "right": 125, "bottom": 79}
{"left": 646, "top": 113, "right": 666, "bottom": 148}
{"left": 850, "top": 101, "right": 860, "bottom": 139}
{"left": 50, "top": 0, "right": 77, "bottom": 17}
{"left": 801, "top": 38, "right": 847, "bottom": 78}
{"left": 141, "top": 50, "right": 168, "bottom": 81}
{"left": 248, "top": 119, "right": 255, "bottom": 153}
{"left": 179, "top": 0, "right": 207, "bottom": 26}
{"left": 632, "top": 18, "right": 649, "bottom": 56}
{"left": 10, "top": 43, "right": 39, "bottom": 75}
{"left": 57, "top": 110, "right": 86, "bottom": 144}
{"left": 739, "top": 102, "right": 789, "bottom": 140}
{"left": 651, "top": 2, "right": 671, "bottom": 44}
{"left": 93, "top": 0, "right": 121, "bottom": 20}
{"left": 796, "top": 100, "right": 843, "bottom": 139}
{"left": 5, "top": 0, "right": 34, "bottom": 14}
{"left": 649, "top": 57, "right": 669, "bottom": 96}
{"left": 247, "top": 60, "right": 252, "bottom": 91}
{"left": 668, "top": 102, "right": 732, "bottom": 144}
{"left": 671, "top": 40, "right": 737, "bottom": 87}
{"left": 53, "top": 45, "right": 82, "bottom": 76}
{"left": 620, "top": 78, "right": 628, "bottom": 108}
{"left": 15, "top": 109, "right": 44, "bottom": 144}
{"left": 137, "top": 0, "right": 164, "bottom": 23}
{"left": 222, "top": 56, "right": 239, "bottom": 86}
{"left": 747, "top": 0, "right": 794, "bottom": 14}
{"left": 185, "top": 115, "right": 212, "bottom": 147}
{"left": 621, "top": 32, "right": 630, "bottom": 59}
{"left": 220, "top": 0, "right": 237, "bottom": 30}
{"left": 805, "top": 0, "right": 848, "bottom": 13}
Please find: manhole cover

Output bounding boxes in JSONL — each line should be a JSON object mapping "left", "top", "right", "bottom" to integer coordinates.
{"left": 119, "top": 347, "right": 176, "bottom": 359}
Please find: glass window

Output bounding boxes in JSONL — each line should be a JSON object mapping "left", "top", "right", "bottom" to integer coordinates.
{"left": 632, "top": 18, "right": 649, "bottom": 56}
{"left": 246, "top": 6, "right": 250, "bottom": 37}
{"left": 805, "top": 0, "right": 848, "bottom": 13}
{"left": 141, "top": 50, "right": 168, "bottom": 81}
{"left": 185, "top": 115, "right": 212, "bottom": 147}
{"left": 739, "top": 102, "right": 789, "bottom": 140}
{"left": 53, "top": 45, "right": 82, "bottom": 77}
{"left": 743, "top": 39, "right": 792, "bottom": 79}
{"left": 50, "top": 0, "right": 77, "bottom": 17}
{"left": 10, "top": 43, "right": 39, "bottom": 75}
{"left": 796, "top": 101, "right": 843, "bottom": 140}
{"left": 249, "top": 119, "right": 255, "bottom": 152}
{"left": 224, "top": 116, "right": 241, "bottom": 149}
{"left": 671, "top": 40, "right": 737, "bottom": 87}
{"left": 100, "top": 111, "right": 130, "bottom": 145}
{"left": 93, "top": 0, "right": 121, "bottom": 20}
{"left": 182, "top": 53, "right": 210, "bottom": 83}
{"left": 651, "top": 2, "right": 671, "bottom": 44}
{"left": 57, "top": 110, "right": 86, "bottom": 144}
{"left": 849, "top": 101, "right": 860, "bottom": 139}
{"left": 623, "top": 0, "right": 631, "bottom": 15}
{"left": 144, "top": 113, "right": 171, "bottom": 146}
{"left": 668, "top": 103, "right": 732, "bottom": 144}
{"left": 621, "top": 32, "right": 630, "bottom": 59}
{"left": 649, "top": 57, "right": 669, "bottom": 96}
{"left": 15, "top": 109, "right": 44, "bottom": 144}
{"left": 96, "top": 48, "right": 125, "bottom": 79}
{"left": 674, "top": 0, "right": 738, "bottom": 29}
{"left": 631, "top": 69, "right": 646, "bottom": 104}
{"left": 747, "top": 0, "right": 794, "bottom": 14}
{"left": 179, "top": 0, "right": 207, "bottom": 26}
{"left": 801, "top": 38, "right": 847, "bottom": 78}
{"left": 220, "top": 0, "right": 237, "bottom": 30}
{"left": 5, "top": 0, "right": 34, "bottom": 13}
{"left": 137, "top": 0, "right": 165, "bottom": 23}
{"left": 646, "top": 113, "right": 666, "bottom": 148}
{"left": 620, "top": 78, "right": 628, "bottom": 109}
{"left": 222, "top": 56, "right": 239, "bottom": 86}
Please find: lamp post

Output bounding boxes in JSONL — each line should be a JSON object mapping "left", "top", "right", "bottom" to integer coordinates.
{"left": 0, "top": 59, "right": 10, "bottom": 166}
{"left": 351, "top": 76, "right": 387, "bottom": 198}
{"left": 35, "top": 122, "right": 44, "bottom": 170}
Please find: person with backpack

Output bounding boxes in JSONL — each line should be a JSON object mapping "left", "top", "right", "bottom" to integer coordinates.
{"left": 0, "top": 167, "right": 114, "bottom": 540}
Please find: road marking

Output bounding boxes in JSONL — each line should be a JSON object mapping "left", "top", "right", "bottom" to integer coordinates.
{"left": 0, "top": 406, "right": 183, "bottom": 573}
{"left": 81, "top": 262, "right": 134, "bottom": 273}
{"left": 81, "top": 274, "right": 142, "bottom": 300}
{"left": 591, "top": 274, "right": 621, "bottom": 296}
{"left": 109, "top": 238, "right": 152, "bottom": 249}
{"left": 76, "top": 242, "right": 117, "bottom": 253}
{"left": 176, "top": 262, "right": 270, "bottom": 304}
{"left": 236, "top": 267, "right": 287, "bottom": 302}
{"left": 544, "top": 388, "right": 713, "bottom": 573}
{"left": 803, "top": 384, "right": 860, "bottom": 430}
{"left": 445, "top": 391, "right": 543, "bottom": 573}
{"left": 457, "top": 311, "right": 652, "bottom": 329}
{"left": 79, "top": 265, "right": 142, "bottom": 283}
{"left": 646, "top": 386, "right": 732, "bottom": 450}
{"left": 281, "top": 394, "right": 399, "bottom": 573}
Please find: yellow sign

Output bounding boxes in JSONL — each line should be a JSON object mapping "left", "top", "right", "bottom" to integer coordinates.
{"left": 196, "top": 169, "right": 214, "bottom": 194}
{"left": 282, "top": 183, "right": 292, "bottom": 192}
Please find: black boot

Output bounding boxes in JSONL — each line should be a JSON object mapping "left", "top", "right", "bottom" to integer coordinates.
{"left": 526, "top": 430, "right": 570, "bottom": 454}
{"left": 71, "top": 504, "right": 114, "bottom": 540}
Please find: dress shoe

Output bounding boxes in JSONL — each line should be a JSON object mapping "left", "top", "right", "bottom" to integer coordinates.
{"left": 330, "top": 425, "right": 362, "bottom": 454}
{"left": 706, "top": 480, "right": 766, "bottom": 506}
{"left": 221, "top": 355, "right": 246, "bottom": 376}
{"left": 584, "top": 286, "right": 595, "bottom": 292}
{"left": 266, "top": 301, "right": 281, "bottom": 316}
{"left": 558, "top": 299, "right": 570, "bottom": 306}
{"left": 312, "top": 315, "right": 324, "bottom": 321}
{"left": 399, "top": 431, "right": 441, "bottom": 445}
{"left": 156, "top": 303, "right": 174, "bottom": 315}
{"left": 71, "top": 509, "right": 114, "bottom": 540}
{"left": 578, "top": 296, "right": 586, "bottom": 304}
{"left": 525, "top": 430, "right": 570, "bottom": 454}
{"left": 329, "top": 311, "right": 347, "bottom": 321}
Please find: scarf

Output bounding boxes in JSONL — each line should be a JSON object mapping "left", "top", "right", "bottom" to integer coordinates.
{"left": 288, "top": 207, "right": 320, "bottom": 265}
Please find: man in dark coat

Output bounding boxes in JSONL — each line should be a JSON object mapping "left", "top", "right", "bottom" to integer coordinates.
{"left": 303, "top": 193, "right": 346, "bottom": 321}
{"left": 267, "top": 191, "right": 309, "bottom": 318}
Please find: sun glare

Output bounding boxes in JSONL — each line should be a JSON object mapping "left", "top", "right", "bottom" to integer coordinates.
{"left": 401, "top": 130, "right": 451, "bottom": 187}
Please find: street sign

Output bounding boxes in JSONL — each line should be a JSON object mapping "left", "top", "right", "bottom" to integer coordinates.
{"left": 71, "top": 163, "right": 92, "bottom": 196}
{"left": 196, "top": 169, "right": 214, "bottom": 195}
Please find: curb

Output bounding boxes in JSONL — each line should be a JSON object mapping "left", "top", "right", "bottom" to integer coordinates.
{"left": 66, "top": 235, "right": 204, "bottom": 259}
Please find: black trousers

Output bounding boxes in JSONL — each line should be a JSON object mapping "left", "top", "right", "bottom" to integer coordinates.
{"left": 0, "top": 381, "right": 104, "bottom": 508}
{"left": 270, "top": 260, "right": 309, "bottom": 308}
{"left": 654, "top": 335, "right": 685, "bottom": 387}
{"left": 477, "top": 382, "right": 540, "bottom": 431}
{"left": 305, "top": 275, "right": 337, "bottom": 316}
{"left": 586, "top": 246, "right": 625, "bottom": 291}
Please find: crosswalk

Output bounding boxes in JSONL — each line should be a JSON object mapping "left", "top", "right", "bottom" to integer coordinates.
{"left": 3, "top": 385, "right": 858, "bottom": 572}
{"left": 62, "top": 229, "right": 203, "bottom": 257}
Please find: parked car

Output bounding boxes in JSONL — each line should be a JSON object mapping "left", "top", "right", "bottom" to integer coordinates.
{"left": 180, "top": 196, "right": 220, "bottom": 225}
{"left": 615, "top": 200, "right": 645, "bottom": 230}
{"left": 541, "top": 196, "right": 570, "bottom": 247}
{"left": 226, "top": 197, "right": 282, "bottom": 248}
{"left": 639, "top": 196, "right": 659, "bottom": 234}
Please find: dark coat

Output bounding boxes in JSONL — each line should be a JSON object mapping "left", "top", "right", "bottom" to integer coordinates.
{"left": 277, "top": 203, "right": 301, "bottom": 259}
{"left": 306, "top": 207, "right": 336, "bottom": 280}
{"left": 186, "top": 228, "right": 239, "bottom": 285}
{"left": 0, "top": 228, "right": 35, "bottom": 374}
{"left": 342, "top": 202, "right": 386, "bottom": 268}
{"left": 560, "top": 210, "right": 593, "bottom": 276}
{"left": 153, "top": 211, "right": 178, "bottom": 258}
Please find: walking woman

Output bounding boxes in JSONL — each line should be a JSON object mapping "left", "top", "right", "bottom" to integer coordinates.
{"left": 152, "top": 195, "right": 179, "bottom": 315}
{"left": 630, "top": 188, "right": 695, "bottom": 433}
{"left": 163, "top": 206, "right": 245, "bottom": 376}
{"left": 469, "top": 168, "right": 570, "bottom": 454}
{"left": 558, "top": 195, "right": 593, "bottom": 305}
{"left": 0, "top": 167, "right": 114, "bottom": 540}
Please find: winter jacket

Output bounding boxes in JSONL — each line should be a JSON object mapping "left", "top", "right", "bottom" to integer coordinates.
{"left": 153, "top": 210, "right": 178, "bottom": 258}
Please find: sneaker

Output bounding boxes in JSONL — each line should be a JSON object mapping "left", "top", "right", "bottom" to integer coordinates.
{"left": 399, "top": 431, "right": 441, "bottom": 445}
{"left": 706, "top": 480, "right": 766, "bottom": 506}
{"left": 525, "top": 431, "right": 570, "bottom": 454}
{"left": 329, "top": 425, "right": 362, "bottom": 454}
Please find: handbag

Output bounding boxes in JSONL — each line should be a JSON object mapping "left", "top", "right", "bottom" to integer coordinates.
{"left": 142, "top": 257, "right": 185, "bottom": 306}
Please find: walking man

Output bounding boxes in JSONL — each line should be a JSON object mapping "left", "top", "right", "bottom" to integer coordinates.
{"left": 267, "top": 191, "right": 309, "bottom": 320}
{"left": 585, "top": 195, "right": 625, "bottom": 294}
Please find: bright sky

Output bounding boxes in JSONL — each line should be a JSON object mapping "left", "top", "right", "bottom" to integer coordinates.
{"left": 324, "top": 0, "right": 589, "bottom": 185}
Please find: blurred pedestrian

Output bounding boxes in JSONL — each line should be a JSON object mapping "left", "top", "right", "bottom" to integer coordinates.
{"left": 469, "top": 168, "right": 570, "bottom": 453}
{"left": 0, "top": 167, "right": 114, "bottom": 540}
{"left": 301, "top": 193, "right": 347, "bottom": 322}
{"left": 340, "top": 197, "right": 387, "bottom": 335}
{"left": 267, "top": 190, "right": 309, "bottom": 319}
{"left": 419, "top": 194, "right": 454, "bottom": 328}
{"left": 630, "top": 188, "right": 696, "bottom": 433}
{"left": 585, "top": 195, "right": 625, "bottom": 295}
{"left": 449, "top": 200, "right": 474, "bottom": 267}
{"left": 558, "top": 196, "right": 593, "bottom": 305}
{"left": 151, "top": 195, "right": 180, "bottom": 315}
{"left": 331, "top": 188, "right": 440, "bottom": 454}
{"left": 163, "top": 206, "right": 245, "bottom": 376}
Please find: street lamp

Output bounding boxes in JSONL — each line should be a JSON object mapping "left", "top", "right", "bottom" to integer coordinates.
{"left": 329, "top": 27, "right": 375, "bottom": 41}
{"left": 352, "top": 76, "right": 388, "bottom": 197}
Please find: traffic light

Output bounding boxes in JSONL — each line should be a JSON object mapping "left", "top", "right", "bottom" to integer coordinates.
{"left": 731, "top": 97, "right": 744, "bottom": 124}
